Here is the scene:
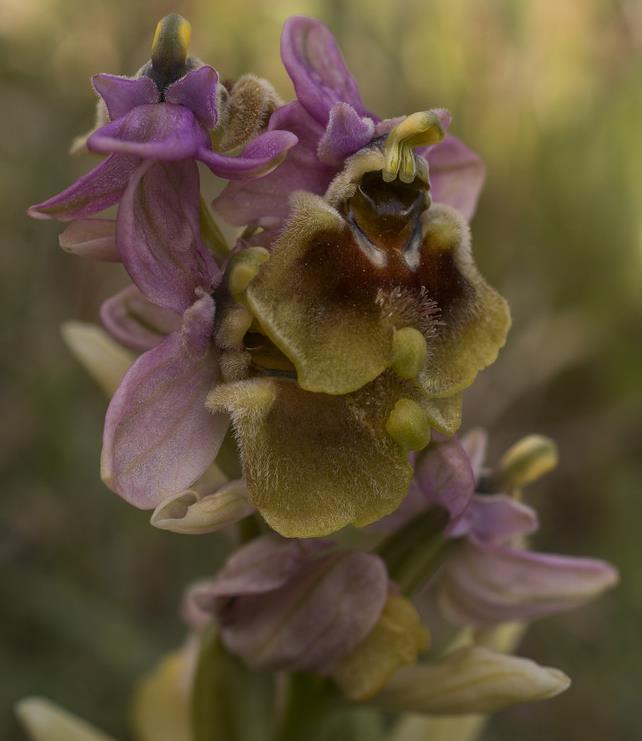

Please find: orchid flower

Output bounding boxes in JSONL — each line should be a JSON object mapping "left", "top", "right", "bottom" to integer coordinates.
{"left": 184, "top": 533, "right": 574, "bottom": 717}
{"left": 187, "top": 534, "right": 427, "bottom": 702}
{"left": 392, "top": 429, "right": 619, "bottom": 625}
{"left": 205, "top": 18, "right": 510, "bottom": 537}
{"left": 28, "top": 14, "right": 296, "bottom": 224}
{"left": 33, "top": 16, "right": 509, "bottom": 539}
{"left": 214, "top": 16, "right": 486, "bottom": 234}
{"left": 438, "top": 430, "right": 619, "bottom": 625}
{"left": 27, "top": 15, "right": 295, "bottom": 510}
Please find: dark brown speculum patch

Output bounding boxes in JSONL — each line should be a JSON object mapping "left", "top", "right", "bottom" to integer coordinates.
{"left": 302, "top": 171, "right": 470, "bottom": 321}
{"left": 348, "top": 171, "right": 428, "bottom": 256}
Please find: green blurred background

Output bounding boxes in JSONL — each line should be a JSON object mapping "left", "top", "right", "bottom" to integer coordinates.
{"left": 2, "top": 0, "right": 641, "bottom": 738}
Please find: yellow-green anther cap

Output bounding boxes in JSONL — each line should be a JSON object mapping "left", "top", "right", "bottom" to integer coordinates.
{"left": 496, "top": 435, "right": 558, "bottom": 490}
{"left": 391, "top": 327, "right": 428, "bottom": 379}
{"left": 228, "top": 247, "right": 270, "bottom": 305}
{"left": 386, "top": 398, "right": 431, "bottom": 451}
{"left": 383, "top": 111, "right": 446, "bottom": 184}
{"left": 152, "top": 14, "right": 192, "bottom": 74}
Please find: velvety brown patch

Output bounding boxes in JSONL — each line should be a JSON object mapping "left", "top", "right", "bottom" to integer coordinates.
{"left": 418, "top": 242, "right": 471, "bottom": 322}
{"left": 301, "top": 171, "right": 469, "bottom": 321}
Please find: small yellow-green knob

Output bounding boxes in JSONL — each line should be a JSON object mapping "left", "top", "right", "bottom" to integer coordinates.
{"left": 391, "top": 327, "right": 428, "bottom": 379}
{"left": 386, "top": 398, "right": 432, "bottom": 451}
{"left": 228, "top": 247, "right": 270, "bottom": 305}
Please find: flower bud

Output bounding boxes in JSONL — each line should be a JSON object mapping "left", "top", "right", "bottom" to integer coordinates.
{"left": 61, "top": 321, "right": 134, "bottom": 397}
{"left": 495, "top": 434, "right": 558, "bottom": 490}
{"left": 439, "top": 538, "right": 618, "bottom": 627}
{"left": 15, "top": 698, "right": 116, "bottom": 741}
{"left": 372, "top": 646, "right": 570, "bottom": 715}
{"left": 190, "top": 536, "right": 389, "bottom": 675}
{"left": 214, "top": 75, "right": 284, "bottom": 153}
{"left": 58, "top": 219, "right": 119, "bottom": 261}
{"left": 391, "top": 715, "right": 485, "bottom": 741}
{"left": 150, "top": 479, "right": 254, "bottom": 534}
{"left": 132, "top": 651, "right": 192, "bottom": 741}
{"left": 333, "top": 594, "right": 429, "bottom": 701}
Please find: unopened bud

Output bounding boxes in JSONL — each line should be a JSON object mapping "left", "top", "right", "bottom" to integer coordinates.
{"left": 373, "top": 646, "right": 570, "bottom": 715}
{"left": 496, "top": 435, "right": 558, "bottom": 490}
{"left": 61, "top": 321, "right": 134, "bottom": 397}
{"left": 213, "top": 75, "right": 283, "bottom": 153}
{"left": 132, "top": 650, "right": 191, "bottom": 741}
{"left": 15, "top": 698, "right": 114, "bottom": 741}
{"left": 58, "top": 219, "right": 118, "bottom": 261}
{"left": 151, "top": 480, "right": 253, "bottom": 535}
{"left": 334, "top": 595, "right": 429, "bottom": 701}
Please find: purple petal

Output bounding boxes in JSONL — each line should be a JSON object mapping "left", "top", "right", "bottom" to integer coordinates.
{"left": 117, "top": 159, "right": 218, "bottom": 314}
{"left": 372, "top": 435, "right": 475, "bottom": 532}
{"left": 439, "top": 541, "right": 619, "bottom": 625}
{"left": 92, "top": 74, "right": 159, "bottom": 121}
{"left": 215, "top": 550, "right": 388, "bottom": 674}
{"left": 88, "top": 103, "right": 208, "bottom": 161}
{"left": 192, "top": 535, "right": 331, "bottom": 601}
{"left": 422, "top": 135, "right": 486, "bottom": 221}
{"left": 281, "top": 16, "right": 368, "bottom": 124}
{"left": 413, "top": 434, "right": 476, "bottom": 522}
{"left": 101, "top": 293, "right": 226, "bottom": 509}
{"left": 58, "top": 218, "right": 119, "bottom": 261}
{"left": 317, "top": 102, "right": 375, "bottom": 166}
{"left": 450, "top": 494, "right": 539, "bottom": 542}
{"left": 165, "top": 65, "right": 219, "bottom": 130}
{"left": 100, "top": 285, "right": 182, "bottom": 351}
{"left": 183, "top": 577, "right": 219, "bottom": 630}
{"left": 198, "top": 129, "right": 298, "bottom": 180}
{"left": 27, "top": 154, "right": 138, "bottom": 221}
{"left": 213, "top": 102, "right": 334, "bottom": 227}
{"left": 460, "top": 427, "right": 488, "bottom": 483}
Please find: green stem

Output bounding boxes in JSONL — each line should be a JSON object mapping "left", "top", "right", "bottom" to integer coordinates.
{"left": 239, "top": 513, "right": 264, "bottom": 543}
{"left": 199, "top": 197, "right": 230, "bottom": 261}
{"left": 376, "top": 507, "right": 460, "bottom": 596}
{"left": 274, "top": 674, "right": 337, "bottom": 741}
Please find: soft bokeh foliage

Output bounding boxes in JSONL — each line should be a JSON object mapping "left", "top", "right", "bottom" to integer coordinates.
{"left": 2, "top": 0, "right": 641, "bottom": 739}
